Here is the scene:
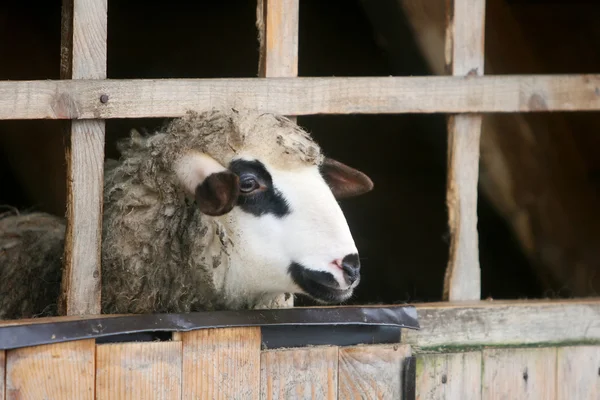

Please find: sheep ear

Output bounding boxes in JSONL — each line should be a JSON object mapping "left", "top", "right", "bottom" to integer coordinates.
{"left": 195, "top": 171, "right": 240, "bottom": 216}
{"left": 174, "top": 153, "right": 240, "bottom": 216}
{"left": 320, "top": 157, "right": 374, "bottom": 199}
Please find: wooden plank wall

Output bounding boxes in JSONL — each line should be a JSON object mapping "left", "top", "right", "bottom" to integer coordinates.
{"left": 58, "top": 0, "right": 107, "bottom": 316}
{"left": 3, "top": 338, "right": 600, "bottom": 399}
{"left": 415, "top": 345, "right": 600, "bottom": 400}
{"left": 442, "top": 0, "right": 486, "bottom": 301}
{"left": 0, "top": 336, "right": 413, "bottom": 399}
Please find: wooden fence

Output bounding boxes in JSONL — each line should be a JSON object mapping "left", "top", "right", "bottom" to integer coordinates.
{"left": 2, "top": 0, "right": 600, "bottom": 398}
{"left": 1, "top": 300, "right": 600, "bottom": 399}
{"left": 2, "top": 0, "right": 599, "bottom": 311}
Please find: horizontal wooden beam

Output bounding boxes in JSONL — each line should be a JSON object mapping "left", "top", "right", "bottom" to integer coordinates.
{"left": 1, "top": 75, "right": 599, "bottom": 120}
{"left": 402, "top": 298, "right": 600, "bottom": 351}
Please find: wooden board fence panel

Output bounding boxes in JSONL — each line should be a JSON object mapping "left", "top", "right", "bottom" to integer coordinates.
{"left": 5, "top": 339, "right": 95, "bottom": 400}
{"left": 95, "top": 341, "right": 182, "bottom": 400}
{"left": 57, "top": 0, "right": 107, "bottom": 316}
{"left": 482, "top": 347, "right": 557, "bottom": 400}
{"left": 415, "top": 351, "right": 482, "bottom": 400}
{"left": 442, "top": 0, "right": 486, "bottom": 302}
{"left": 2, "top": 75, "right": 600, "bottom": 121}
{"left": 557, "top": 345, "right": 600, "bottom": 400}
{"left": 179, "top": 327, "right": 261, "bottom": 400}
{"left": 338, "top": 344, "right": 412, "bottom": 399}
{"left": 260, "top": 346, "right": 338, "bottom": 400}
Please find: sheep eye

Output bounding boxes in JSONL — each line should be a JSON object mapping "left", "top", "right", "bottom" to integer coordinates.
{"left": 240, "top": 176, "right": 259, "bottom": 193}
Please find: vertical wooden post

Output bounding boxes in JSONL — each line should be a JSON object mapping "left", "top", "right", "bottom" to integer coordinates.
{"left": 257, "top": 0, "right": 299, "bottom": 81}
{"left": 256, "top": 0, "right": 299, "bottom": 308}
{"left": 442, "top": 0, "right": 486, "bottom": 301}
{"left": 58, "top": 0, "right": 107, "bottom": 315}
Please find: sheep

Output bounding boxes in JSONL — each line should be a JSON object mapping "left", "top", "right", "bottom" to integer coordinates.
{"left": 0, "top": 109, "right": 373, "bottom": 320}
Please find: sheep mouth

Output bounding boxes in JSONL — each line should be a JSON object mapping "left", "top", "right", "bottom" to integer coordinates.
{"left": 288, "top": 262, "right": 357, "bottom": 303}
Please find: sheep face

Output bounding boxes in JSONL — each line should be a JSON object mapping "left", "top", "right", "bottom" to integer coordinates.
{"left": 174, "top": 146, "right": 373, "bottom": 306}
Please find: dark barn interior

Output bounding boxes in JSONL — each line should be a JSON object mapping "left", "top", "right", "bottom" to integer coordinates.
{"left": 1, "top": 0, "right": 599, "bottom": 306}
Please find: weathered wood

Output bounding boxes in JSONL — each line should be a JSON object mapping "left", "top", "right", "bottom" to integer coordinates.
{"left": 339, "top": 344, "right": 412, "bottom": 399}
{"left": 257, "top": 0, "right": 299, "bottom": 78}
{"left": 5, "top": 339, "right": 95, "bottom": 400}
{"left": 179, "top": 327, "right": 260, "bottom": 400}
{"left": 557, "top": 345, "right": 600, "bottom": 400}
{"left": 442, "top": 0, "right": 485, "bottom": 302}
{"left": 444, "top": 115, "right": 482, "bottom": 301}
{"left": 398, "top": 0, "right": 600, "bottom": 298}
{"left": 482, "top": 347, "right": 557, "bottom": 400}
{"left": 257, "top": 0, "right": 299, "bottom": 309}
{"left": 0, "top": 351, "right": 5, "bottom": 400}
{"left": 402, "top": 299, "right": 600, "bottom": 350}
{"left": 415, "top": 352, "right": 482, "bottom": 400}
{"left": 96, "top": 341, "right": 182, "bottom": 400}
{"left": 261, "top": 346, "right": 338, "bottom": 400}
{"left": 57, "top": 0, "right": 107, "bottom": 316}
{"left": 1, "top": 75, "right": 600, "bottom": 120}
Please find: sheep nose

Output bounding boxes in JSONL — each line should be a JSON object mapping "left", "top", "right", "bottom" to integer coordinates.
{"left": 341, "top": 254, "right": 360, "bottom": 284}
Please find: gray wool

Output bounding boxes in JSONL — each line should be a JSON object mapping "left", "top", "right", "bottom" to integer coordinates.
{"left": 0, "top": 109, "right": 324, "bottom": 319}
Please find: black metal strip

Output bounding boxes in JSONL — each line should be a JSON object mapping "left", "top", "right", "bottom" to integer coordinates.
{"left": 0, "top": 305, "right": 418, "bottom": 350}
{"left": 260, "top": 324, "right": 401, "bottom": 349}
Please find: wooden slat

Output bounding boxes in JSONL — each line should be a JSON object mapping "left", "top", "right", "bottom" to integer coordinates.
{"left": 338, "top": 344, "right": 412, "bottom": 399}
{"left": 57, "top": 0, "right": 107, "bottom": 316}
{"left": 96, "top": 341, "right": 182, "bottom": 400}
{"left": 257, "top": 0, "right": 299, "bottom": 78}
{"left": 179, "top": 327, "right": 260, "bottom": 400}
{"left": 415, "top": 351, "right": 482, "bottom": 400}
{"left": 5, "top": 339, "right": 95, "bottom": 400}
{"left": 261, "top": 346, "right": 338, "bottom": 400}
{"left": 1, "top": 75, "right": 600, "bottom": 120}
{"left": 557, "top": 345, "right": 600, "bottom": 400}
{"left": 402, "top": 299, "right": 600, "bottom": 350}
{"left": 482, "top": 347, "right": 557, "bottom": 400}
{"left": 442, "top": 0, "right": 486, "bottom": 302}
{"left": 0, "top": 351, "right": 5, "bottom": 400}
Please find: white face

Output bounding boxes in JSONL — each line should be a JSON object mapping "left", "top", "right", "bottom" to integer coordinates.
{"left": 174, "top": 152, "right": 373, "bottom": 305}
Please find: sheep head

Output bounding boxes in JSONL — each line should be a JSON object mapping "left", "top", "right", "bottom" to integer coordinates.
{"left": 130, "top": 109, "right": 374, "bottom": 307}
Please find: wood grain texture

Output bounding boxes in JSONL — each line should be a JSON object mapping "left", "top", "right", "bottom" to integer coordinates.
{"left": 58, "top": 0, "right": 107, "bottom": 316}
{"left": 257, "top": 0, "right": 299, "bottom": 78}
{"left": 261, "top": 346, "right": 338, "bottom": 400}
{"left": 180, "top": 327, "right": 260, "bottom": 400}
{"left": 443, "top": 114, "right": 482, "bottom": 301}
{"left": 2, "top": 75, "right": 600, "bottom": 120}
{"left": 59, "top": 120, "right": 105, "bottom": 316}
{"left": 442, "top": 0, "right": 486, "bottom": 302}
{"left": 96, "top": 341, "right": 182, "bottom": 400}
{"left": 339, "top": 344, "right": 412, "bottom": 400}
{"left": 5, "top": 339, "right": 95, "bottom": 400}
{"left": 482, "top": 347, "right": 557, "bottom": 400}
{"left": 0, "top": 351, "right": 5, "bottom": 400}
{"left": 557, "top": 345, "right": 600, "bottom": 400}
{"left": 402, "top": 299, "right": 600, "bottom": 350}
{"left": 415, "top": 352, "right": 482, "bottom": 400}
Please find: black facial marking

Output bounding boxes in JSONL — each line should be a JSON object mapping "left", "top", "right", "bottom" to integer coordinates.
{"left": 288, "top": 262, "right": 351, "bottom": 303}
{"left": 228, "top": 159, "right": 291, "bottom": 218}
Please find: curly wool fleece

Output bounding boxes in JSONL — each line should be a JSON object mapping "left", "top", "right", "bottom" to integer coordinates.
{"left": 0, "top": 109, "right": 325, "bottom": 319}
